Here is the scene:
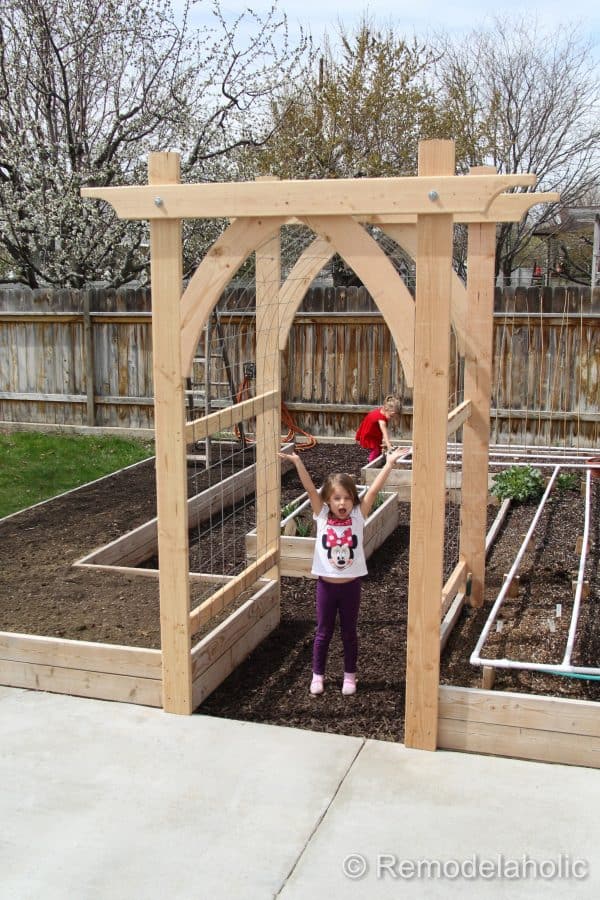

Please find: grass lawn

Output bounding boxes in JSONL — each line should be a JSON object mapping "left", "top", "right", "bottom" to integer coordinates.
{"left": 0, "top": 432, "right": 154, "bottom": 518}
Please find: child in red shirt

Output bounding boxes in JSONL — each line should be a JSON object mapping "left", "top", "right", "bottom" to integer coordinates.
{"left": 355, "top": 395, "right": 402, "bottom": 462}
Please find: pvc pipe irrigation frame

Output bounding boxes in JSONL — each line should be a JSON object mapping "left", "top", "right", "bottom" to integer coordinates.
{"left": 470, "top": 465, "right": 599, "bottom": 678}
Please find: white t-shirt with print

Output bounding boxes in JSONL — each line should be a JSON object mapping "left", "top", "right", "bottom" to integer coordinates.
{"left": 311, "top": 504, "right": 368, "bottom": 578}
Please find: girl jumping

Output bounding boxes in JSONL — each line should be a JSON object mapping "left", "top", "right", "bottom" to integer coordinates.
{"left": 280, "top": 447, "right": 405, "bottom": 696}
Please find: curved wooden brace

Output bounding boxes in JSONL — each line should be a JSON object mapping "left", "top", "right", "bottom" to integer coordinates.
{"left": 363, "top": 191, "right": 561, "bottom": 227}
{"left": 460, "top": 190, "right": 561, "bottom": 224}
{"left": 278, "top": 237, "right": 335, "bottom": 350}
{"left": 381, "top": 223, "right": 468, "bottom": 354}
{"left": 299, "top": 216, "right": 415, "bottom": 386}
{"left": 180, "top": 216, "right": 287, "bottom": 374}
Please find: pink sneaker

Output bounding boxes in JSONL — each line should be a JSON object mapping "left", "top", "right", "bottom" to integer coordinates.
{"left": 310, "top": 674, "right": 324, "bottom": 695}
{"left": 342, "top": 673, "right": 357, "bottom": 695}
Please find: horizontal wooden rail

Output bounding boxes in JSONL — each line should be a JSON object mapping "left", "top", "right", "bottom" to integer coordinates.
{"left": 9, "top": 309, "right": 600, "bottom": 325}
{"left": 185, "top": 389, "right": 279, "bottom": 442}
{"left": 284, "top": 401, "right": 600, "bottom": 425}
{"left": 0, "top": 311, "right": 151, "bottom": 323}
{"left": 485, "top": 499, "right": 511, "bottom": 554}
{"left": 447, "top": 400, "right": 472, "bottom": 437}
{"left": 494, "top": 312, "right": 600, "bottom": 323}
{"left": 189, "top": 547, "right": 279, "bottom": 632}
{"left": 438, "top": 685, "right": 600, "bottom": 768}
{"left": 5, "top": 309, "right": 600, "bottom": 323}
{"left": 0, "top": 630, "right": 161, "bottom": 678}
{"left": 0, "top": 391, "right": 154, "bottom": 406}
{"left": 3, "top": 394, "right": 600, "bottom": 429}
{"left": 491, "top": 409, "right": 600, "bottom": 423}
{"left": 441, "top": 559, "right": 468, "bottom": 616}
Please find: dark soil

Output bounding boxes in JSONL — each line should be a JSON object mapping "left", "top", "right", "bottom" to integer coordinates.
{"left": 1, "top": 442, "right": 599, "bottom": 743}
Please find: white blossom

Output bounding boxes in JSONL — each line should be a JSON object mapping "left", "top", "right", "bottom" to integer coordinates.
{"left": 0, "top": 0, "right": 311, "bottom": 286}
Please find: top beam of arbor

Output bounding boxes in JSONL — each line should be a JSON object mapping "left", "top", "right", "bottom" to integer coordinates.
{"left": 367, "top": 191, "right": 560, "bottom": 225}
{"left": 81, "top": 174, "right": 537, "bottom": 220}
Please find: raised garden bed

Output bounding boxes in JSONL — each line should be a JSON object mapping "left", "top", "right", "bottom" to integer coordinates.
{"left": 360, "top": 452, "right": 495, "bottom": 501}
{"left": 0, "top": 447, "right": 289, "bottom": 710}
{"left": 1, "top": 442, "right": 599, "bottom": 766}
{"left": 245, "top": 488, "right": 400, "bottom": 577}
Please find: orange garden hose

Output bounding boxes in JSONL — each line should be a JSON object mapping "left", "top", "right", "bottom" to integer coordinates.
{"left": 234, "top": 377, "right": 317, "bottom": 451}
{"left": 281, "top": 400, "right": 318, "bottom": 450}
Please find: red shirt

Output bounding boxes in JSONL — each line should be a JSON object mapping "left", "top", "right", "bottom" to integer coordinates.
{"left": 355, "top": 408, "right": 387, "bottom": 450}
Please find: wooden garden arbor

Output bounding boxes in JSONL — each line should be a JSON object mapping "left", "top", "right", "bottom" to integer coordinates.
{"left": 82, "top": 140, "right": 555, "bottom": 751}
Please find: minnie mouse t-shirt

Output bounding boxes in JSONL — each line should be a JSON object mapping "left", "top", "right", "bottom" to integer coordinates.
{"left": 311, "top": 504, "right": 368, "bottom": 578}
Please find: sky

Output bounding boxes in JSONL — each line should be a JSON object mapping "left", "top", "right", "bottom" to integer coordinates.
{"left": 179, "top": 0, "right": 600, "bottom": 49}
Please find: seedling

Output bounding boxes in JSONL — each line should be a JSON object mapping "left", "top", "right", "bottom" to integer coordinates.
{"left": 556, "top": 472, "right": 580, "bottom": 493}
{"left": 295, "top": 516, "right": 314, "bottom": 537}
{"left": 281, "top": 499, "right": 300, "bottom": 518}
{"left": 370, "top": 492, "right": 385, "bottom": 513}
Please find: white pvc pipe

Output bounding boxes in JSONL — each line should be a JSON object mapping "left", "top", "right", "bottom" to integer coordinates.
{"left": 563, "top": 468, "right": 592, "bottom": 667}
{"left": 363, "top": 446, "right": 413, "bottom": 469}
{"left": 445, "top": 445, "right": 599, "bottom": 465}
{"left": 280, "top": 491, "right": 310, "bottom": 527}
{"left": 470, "top": 465, "right": 561, "bottom": 666}
{"left": 461, "top": 441, "right": 599, "bottom": 454}
{"left": 488, "top": 461, "right": 597, "bottom": 470}
{"left": 445, "top": 441, "right": 600, "bottom": 456}
{"left": 471, "top": 463, "right": 600, "bottom": 678}
{"left": 467, "top": 658, "right": 600, "bottom": 677}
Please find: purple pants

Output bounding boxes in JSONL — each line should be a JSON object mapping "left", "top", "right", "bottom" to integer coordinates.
{"left": 312, "top": 577, "right": 361, "bottom": 676}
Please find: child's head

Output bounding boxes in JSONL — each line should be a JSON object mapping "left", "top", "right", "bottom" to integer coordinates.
{"left": 321, "top": 473, "right": 360, "bottom": 516}
{"left": 382, "top": 395, "right": 402, "bottom": 419}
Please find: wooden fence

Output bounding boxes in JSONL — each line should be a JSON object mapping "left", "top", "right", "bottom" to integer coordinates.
{"left": 1, "top": 284, "right": 599, "bottom": 445}
{"left": 0, "top": 285, "right": 153, "bottom": 429}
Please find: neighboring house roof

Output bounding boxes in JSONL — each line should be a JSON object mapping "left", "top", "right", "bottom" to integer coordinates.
{"left": 533, "top": 206, "right": 600, "bottom": 236}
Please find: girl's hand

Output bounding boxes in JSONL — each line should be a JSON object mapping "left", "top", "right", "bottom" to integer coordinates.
{"left": 386, "top": 447, "right": 405, "bottom": 465}
{"left": 279, "top": 450, "right": 300, "bottom": 464}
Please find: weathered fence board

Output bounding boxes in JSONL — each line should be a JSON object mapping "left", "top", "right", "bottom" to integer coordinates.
{"left": 0, "top": 285, "right": 599, "bottom": 444}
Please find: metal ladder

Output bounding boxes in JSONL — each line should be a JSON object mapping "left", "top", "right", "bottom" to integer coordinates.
{"left": 185, "top": 308, "right": 243, "bottom": 468}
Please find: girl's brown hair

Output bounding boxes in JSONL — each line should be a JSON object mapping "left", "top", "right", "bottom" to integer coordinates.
{"left": 383, "top": 395, "right": 402, "bottom": 417}
{"left": 321, "top": 473, "right": 360, "bottom": 508}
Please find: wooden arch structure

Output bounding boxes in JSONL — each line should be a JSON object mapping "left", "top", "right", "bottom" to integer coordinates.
{"left": 82, "top": 140, "right": 556, "bottom": 750}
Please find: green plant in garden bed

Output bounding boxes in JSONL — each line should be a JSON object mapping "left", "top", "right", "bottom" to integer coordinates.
{"left": 490, "top": 464, "right": 545, "bottom": 503}
{"left": 556, "top": 472, "right": 581, "bottom": 492}
{"left": 294, "top": 516, "right": 314, "bottom": 537}
{"left": 281, "top": 499, "right": 300, "bottom": 519}
{"left": 0, "top": 432, "right": 154, "bottom": 518}
{"left": 369, "top": 491, "right": 385, "bottom": 513}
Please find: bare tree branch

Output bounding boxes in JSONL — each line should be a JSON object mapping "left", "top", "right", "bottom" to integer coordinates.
{"left": 0, "top": 0, "right": 311, "bottom": 286}
{"left": 436, "top": 17, "right": 600, "bottom": 281}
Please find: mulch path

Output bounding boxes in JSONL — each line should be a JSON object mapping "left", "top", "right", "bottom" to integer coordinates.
{"left": 1, "top": 442, "right": 599, "bottom": 742}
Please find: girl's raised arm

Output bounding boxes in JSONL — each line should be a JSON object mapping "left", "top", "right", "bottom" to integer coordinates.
{"left": 360, "top": 447, "right": 404, "bottom": 517}
{"left": 378, "top": 418, "right": 392, "bottom": 452}
{"left": 278, "top": 451, "right": 323, "bottom": 515}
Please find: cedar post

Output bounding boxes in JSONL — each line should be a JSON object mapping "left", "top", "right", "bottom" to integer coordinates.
{"left": 148, "top": 152, "right": 192, "bottom": 714}
{"left": 255, "top": 181, "right": 282, "bottom": 594}
{"left": 459, "top": 167, "right": 497, "bottom": 607}
{"left": 404, "top": 140, "right": 455, "bottom": 750}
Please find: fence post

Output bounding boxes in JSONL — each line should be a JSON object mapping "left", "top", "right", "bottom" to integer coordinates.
{"left": 82, "top": 292, "right": 95, "bottom": 426}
